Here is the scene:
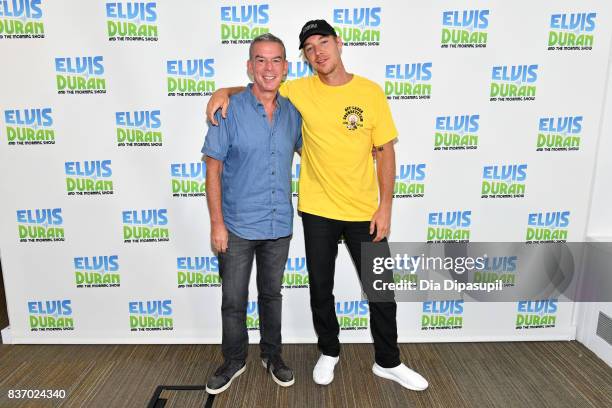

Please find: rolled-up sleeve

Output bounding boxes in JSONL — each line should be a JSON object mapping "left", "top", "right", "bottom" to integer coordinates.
{"left": 202, "top": 110, "right": 231, "bottom": 161}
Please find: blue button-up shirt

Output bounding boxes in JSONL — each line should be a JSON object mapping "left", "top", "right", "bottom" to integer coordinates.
{"left": 202, "top": 84, "right": 302, "bottom": 240}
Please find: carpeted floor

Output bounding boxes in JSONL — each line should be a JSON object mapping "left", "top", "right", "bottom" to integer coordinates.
{"left": 0, "top": 341, "right": 610, "bottom": 407}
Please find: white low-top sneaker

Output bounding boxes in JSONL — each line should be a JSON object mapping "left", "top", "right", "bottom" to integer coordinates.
{"left": 372, "top": 362, "right": 429, "bottom": 391}
{"left": 313, "top": 354, "right": 340, "bottom": 385}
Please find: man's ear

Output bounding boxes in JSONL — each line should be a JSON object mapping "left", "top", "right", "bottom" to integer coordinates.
{"left": 246, "top": 59, "right": 254, "bottom": 81}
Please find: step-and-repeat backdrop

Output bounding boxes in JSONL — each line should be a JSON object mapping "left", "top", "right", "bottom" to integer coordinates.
{"left": 0, "top": 0, "right": 611, "bottom": 343}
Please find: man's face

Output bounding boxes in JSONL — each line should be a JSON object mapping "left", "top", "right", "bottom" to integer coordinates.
{"left": 302, "top": 34, "right": 342, "bottom": 75}
{"left": 247, "top": 41, "right": 287, "bottom": 93}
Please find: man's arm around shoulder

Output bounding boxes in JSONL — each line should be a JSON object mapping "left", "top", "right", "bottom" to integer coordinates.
{"left": 206, "top": 86, "right": 246, "bottom": 125}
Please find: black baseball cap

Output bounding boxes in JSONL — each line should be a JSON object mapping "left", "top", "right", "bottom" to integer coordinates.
{"left": 298, "top": 19, "right": 337, "bottom": 49}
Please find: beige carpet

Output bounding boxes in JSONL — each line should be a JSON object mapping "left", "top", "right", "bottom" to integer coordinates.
{"left": 0, "top": 341, "right": 610, "bottom": 407}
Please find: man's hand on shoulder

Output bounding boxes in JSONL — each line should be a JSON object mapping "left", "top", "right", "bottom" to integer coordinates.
{"left": 206, "top": 89, "right": 230, "bottom": 126}
{"left": 206, "top": 86, "right": 246, "bottom": 125}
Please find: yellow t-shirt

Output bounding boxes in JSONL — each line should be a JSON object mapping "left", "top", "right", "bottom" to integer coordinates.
{"left": 280, "top": 74, "right": 398, "bottom": 221}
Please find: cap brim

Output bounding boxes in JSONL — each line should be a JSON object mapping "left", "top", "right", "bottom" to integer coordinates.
{"left": 299, "top": 30, "right": 337, "bottom": 49}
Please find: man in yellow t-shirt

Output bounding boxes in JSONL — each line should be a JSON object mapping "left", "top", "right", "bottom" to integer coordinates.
{"left": 206, "top": 19, "right": 428, "bottom": 392}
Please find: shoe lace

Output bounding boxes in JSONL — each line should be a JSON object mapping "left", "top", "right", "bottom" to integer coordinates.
{"left": 267, "top": 355, "right": 288, "bottom": 373}
{"left": 214, "top": 360, "right": 230, "bottom": 376}
{"left": 215, "top": 360, "right": 241, "bottom": 380}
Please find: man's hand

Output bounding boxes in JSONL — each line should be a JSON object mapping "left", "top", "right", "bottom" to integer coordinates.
{"left": 370, "top": 204, "right": 391, "bottom": 242}
{"left": 211, "top": 222, "right": 229, "bottom": 253}
{"left": 206, "top": 89, "right": 230, "bottom": 126}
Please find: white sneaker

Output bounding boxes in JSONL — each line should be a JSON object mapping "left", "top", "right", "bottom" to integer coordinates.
{"left": 372, "top": 362, "right": 428, "bottom": 391}
{"left": 313, "top": 354, "right": 339, "bottom": 385}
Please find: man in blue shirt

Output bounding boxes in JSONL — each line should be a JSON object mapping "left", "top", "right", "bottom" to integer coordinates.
{"left": 202, "top": 33, "right": 302, "bottom": 394}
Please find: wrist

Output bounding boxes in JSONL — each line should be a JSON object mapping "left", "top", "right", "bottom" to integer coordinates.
{"left": 211, "top": 219, "right": 225, "bottom": 228}
{"left": 379, "top": 200, "right": 392, "bottom": 210}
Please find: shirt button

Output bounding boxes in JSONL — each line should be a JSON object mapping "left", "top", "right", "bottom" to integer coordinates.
{"left": 271, "top": 151, "right": 275, "bottom": 155}
{"left": 272, "top": 191, "right": 275, "bottom": 194}
{"left": 273, "top": 209, "right": 276, "bottom": 212}
{"left": 271, "top": 171, "right": 275, "bottom": 175}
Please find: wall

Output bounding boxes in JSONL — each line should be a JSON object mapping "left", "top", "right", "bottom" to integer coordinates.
{"left": 0, "top": 1, "right": 611, "bottom": 344}
{"left": 577, "top": 38, "right": 612, "bottom": 367}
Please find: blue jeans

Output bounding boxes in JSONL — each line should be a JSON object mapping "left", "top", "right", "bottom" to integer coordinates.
{"left": 219, "top": 231, "right": 290, "bottom": 363}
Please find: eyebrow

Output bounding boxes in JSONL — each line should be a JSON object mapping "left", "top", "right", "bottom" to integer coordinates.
{"left": 304, "top": 36, "right": 329, "bottom": 48}
{"left": 254, "top": 55, "right": 283, "bottom": 60}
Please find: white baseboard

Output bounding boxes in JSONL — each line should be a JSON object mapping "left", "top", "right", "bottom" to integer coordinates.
{"left": 1, "top": 326, "right": 12, "bottom": 344}
{"left": 6, "top": 329, "right": 576, "bottom": 345}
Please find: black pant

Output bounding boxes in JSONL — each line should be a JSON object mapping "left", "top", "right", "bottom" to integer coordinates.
{"left": 302, "top": 212, "right": 401, "bottom": 368}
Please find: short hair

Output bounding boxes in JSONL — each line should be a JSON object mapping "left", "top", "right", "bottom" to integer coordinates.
{"left": 249, "top": 33, "right": 286, "bottom": 60}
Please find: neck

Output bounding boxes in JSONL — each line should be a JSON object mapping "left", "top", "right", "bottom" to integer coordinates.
{"left": 317, "top": 62, "right": 353, "bottom": 86}
{"left": 251, "top": 85, "right": 277, "bottom": 108}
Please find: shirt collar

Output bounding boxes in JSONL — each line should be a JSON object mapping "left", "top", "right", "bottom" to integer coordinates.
{"left": 247, "top": 83, "right": 284, "bottom": 113}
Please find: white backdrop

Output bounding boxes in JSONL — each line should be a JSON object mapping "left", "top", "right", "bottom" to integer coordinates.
{"left": 1, "top": 0, "right": 611, "bottom": 344}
